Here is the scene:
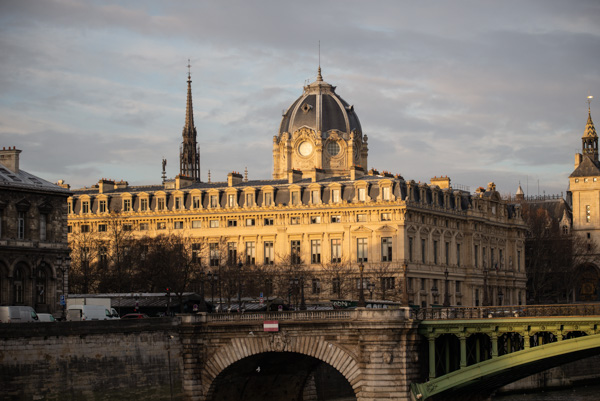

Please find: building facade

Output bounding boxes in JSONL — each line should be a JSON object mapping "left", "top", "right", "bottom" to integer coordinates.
{"left": 66, "top": 69, "right": 528, "bottom": 307}
{"left": 0, "top": 147, "right": 71, "bottom": 315}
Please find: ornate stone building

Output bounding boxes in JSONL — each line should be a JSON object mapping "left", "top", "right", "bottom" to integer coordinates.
{"left": 0, "top": 147, "right": 71, "bottom": 315}
{"left": 66, "top": 68, "right": 528, "bottom": 307}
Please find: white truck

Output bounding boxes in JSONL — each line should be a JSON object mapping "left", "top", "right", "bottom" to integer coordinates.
{"left": 0, "top": 306, "right": 39, "bottom": 323}
{"left": 67, "top": 297, "right": 119, "bottom": 320}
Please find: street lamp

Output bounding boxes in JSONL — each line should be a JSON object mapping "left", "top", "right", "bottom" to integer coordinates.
{"left": 358, "top": 263, "right": 366, "bottom": 307}
{"left": 482, "top": 266, "right": 490, "bottom": 306}
{"left": 367, "top": 282, "right": 375, "bottom": 299}
{"left": 443, "top": 267, "right": 450, "bottom": 307}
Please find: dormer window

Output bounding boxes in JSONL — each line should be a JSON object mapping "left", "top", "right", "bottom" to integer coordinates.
{"left": 311, "top": 190, "right": 320, "bottom": 204}
{"left": 193, "top": 196, "right": 201, "bottom": 209}
{"left": 264, "top": 192, "right": 273, "bottom": 206}
{"left": 358, "top": 188, "right": 366, "bottom": 202}
{"left": 291, "top": 191, "right": 300, "bottom": 205}
{"left": 331, "top": 189, "right": 341, "bottom": 203}
{"left": 302, "top": 103, "right": 313, "bottom": 113}
{"left": 82, "top": 201, "right": 89, "bottom": 214}
{"left": 157, "top": 198, "right": 165, "bottom": 211}
{"left": 175, "top": 197, "right": 182, "bottom": 210}
{"left": 99, "top": 200, "right": 107, "bottom": 213}
{"left": 228, "top": 194, "right": 235, "bottom": 208}
{"left": 210, "top": 195, "right": 219, "bottom": 208}
{"left": 246, "top": 193, "right": 254, "bottom": 207}
{"left": 123, "top": 199, "right": 131, "bottom": 212}
{"left": 140, "top": 198, "right": 148, "bottom": 212}
{"left": 382, "top": 186, "right": 390, "bottom": 201}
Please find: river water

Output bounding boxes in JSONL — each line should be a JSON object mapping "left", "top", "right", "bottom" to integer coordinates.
{"left": 492, "top": 384, "right": 600, "bottom": 400}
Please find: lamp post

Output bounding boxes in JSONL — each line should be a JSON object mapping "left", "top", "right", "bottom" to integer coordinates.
{"left": 358, "top": 263, "right": 366, "bottom": 307}
{"left": 443, "top": 267, "right": 450, "bottom": 307}
{"left": 237, "top": 262, "right": 243, "bottom": 312}
{"left": 482, "top": 266, "right": 490, "bottom": 306}
{"left": 367, "top": 282, "right": 375, "bottom": 300}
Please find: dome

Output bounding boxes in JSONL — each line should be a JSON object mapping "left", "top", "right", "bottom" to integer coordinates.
{"left": 278, "top": 68, "right": 362, "bottom": 139}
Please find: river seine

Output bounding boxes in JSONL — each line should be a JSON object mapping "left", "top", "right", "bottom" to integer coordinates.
{"left": 492, "top": 384, "right": 600, "bottom": 400}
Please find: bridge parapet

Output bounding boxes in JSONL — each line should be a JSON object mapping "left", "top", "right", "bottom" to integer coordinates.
{"left": 414, "top": 303, "right": 600, "bottom": 320}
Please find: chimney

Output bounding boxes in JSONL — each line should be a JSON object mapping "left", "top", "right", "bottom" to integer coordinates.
{"left": 575, "top": 153, "right": 583, "bottom": 169}
{"left": 0, "top": 147, "right": 22, "bottom": 174}
{"left": 430, "top": 176, "right": 451, "bottom": 189}
{"left": 228, "top": 171, "right": 243, "bottom": 186}
{"left": 288, "top": 169, "right": 303, "bottom": 184}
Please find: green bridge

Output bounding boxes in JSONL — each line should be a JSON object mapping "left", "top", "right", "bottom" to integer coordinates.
{"left": 410, "top": 304, "right": 600, "bottom": 401}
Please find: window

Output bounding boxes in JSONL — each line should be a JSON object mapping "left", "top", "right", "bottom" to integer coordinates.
{"left": 228, "top": 242, "right": 237, "bottom": 264}
{"left": 99, "top": 246, "right": 108, "bottom": 265}
{"left": 331, "top": 215, "right": 341, "bottom": 223}
{"left": 408, "top": 277, "right": 414, "bottom": 291}
{"left": 67, "top": 225, "right": 72, "bottom": 233}
{"left": 356, "top": 214, "right": 367, "bottom": 222}
{"left": 291, "top": 240, "right": 301, "bottom": 264}
{"left": 382, "top": 277, "right": 395, "bottom": 290}
{"left": 140, "top": 199, "right": 147, "bottom": 212}
{"left": 210, "top": 243, "right": 220, "bottom": 267}
{"left": 382, "top": 186, "right": 390, "bottom": 201}
{"left": 455, "top": 281, "right": 461, "bottom": 293}
{"left": 310, "top": 216, "right": 321, "bottom": 224}
{"left": 517, "top": 250, "right": 521, "bottom": 271}
{"left": 210, "top": 195, "right": 219, "bottom": 208}
{"left": 331, "top": 189, "right": 341, "bottom": 203}
{"left": 192, "top": 220, "right": 201, "bottom": 229}
{"left": 123, "top": 199, "right": 131, "bottom": 212}
{"left": 227, "top": 219, "right": 237, "bottom": 227}
{"left": 433, "top": 240, "right": 438, "bottom": 264}
{"left": 246, "top": 242, "right": 256, "bottom": 265}
{"left": 311, "top": 190, "right": 320, "bottom": 204}
{"left": 174, "top": 221, "right": 183, "bottom": 229}
{"left": 445, "top": 242, "right": 450, "bottom": 265}
{"left": 39, "top": 214, "right": 47, "bottom": 241}
{"left": 210, "top": 220, "right": 219, "bottom": 228}
{"left": 381, "top": 237, "right": 392, "bottom": 262}
{"left": 290, "top": 216, "right": 300, "bottom": 225}
{"left": 291, "top": 192, "right": 300, "bottom": 205}
{"left": 192, "top": 243, "right": 202, "bottom": 263}
{"left": 456, "top": 243, "right": 461, "bottom": 266}
{"left": 35, "top": 269, "right": 46, "bottom": 304}
{"left": 332, "top": 278, "right": 341, "bottom": 295}
{"left": 499, "top": 249, "right": 503, "bottom": 269}
{"left": 228, "top": 194, "right": 235, "bottom": 208}
{"left": 587, "top": 205, "right": 591, "bottom": 223}
{"left": 82, "top": 201, "right": 89, "bottom": 214}
{"left": 475, "top": 289, "right": 480, "bottom": 306}
{"left": 264, "top": 193, "right": 273, "bottom": 206}
{"left": 483, "top": 247, "right": 487, "bottom": 267}
{"left": 474, "top": 245, "right": 479, "bottom": 267}
{"left": 311, "top": 240, "right": 321, "bottom": 264}
{"left": 246, "top": 218, "right": 255, "bottom": 226}
{"left": 175, "top": 197, "right": 182, "bottom": 210}
{"left": 68, "top": 202, "right": 73, "bottom": 214}
{"left": 312, "top": 279, "right": 321, "bottom": 295}
{"left": 358, "top": 188, "right": 366, "bottom": 202}
{"left": 122, "top": 224, "right": 132, "bottom": 231}
{"left": 139, "top": 223, "right": 149, "bottom": 231}
{"left": 331, "top": 239, "right": 342, "bottom": 263}
{"left": 421, "top": 239, "right": 426, "bottom": 263}
{"left": 420, "top": 278, "right": 426, "bottom": 291}
{"left": 193, "top": 196, "right": 200, "bottom": 209}
{"left": 409, "top": 237, "right": 414, "bottom": 262}
{"left": 157, "top": 222, "right": 166, "bottom": 230}
{"left": 357, "top": 238, "right": 368, "bottom": 262}
{"left": 80, "top": 224, "right": 90, "bottom": 233}
{"left": 99, "top": 200, "right": 107, "bottom": 213}
{"left": 264, "top": 217, "right": 274, "bottom": 226}
{"left": 157, "top": 198, "right": 165, "bottom": 210}
{"left": 381, "top": 212, "right": 391, "bottom": 221}
{"left": 98, "top": 224, "right": 107, "bottom": 232}
{"left": 246, "top": 193, "right": 254, "bottom": 207}
{"left": 264, "top": 241, "right": 274, "bottom": 265}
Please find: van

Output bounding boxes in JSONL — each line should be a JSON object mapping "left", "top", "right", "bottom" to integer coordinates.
{"left": 37, "top": 313, "right": 56, "bottom": 322}
{"left": 0, "top": 306, "right": 39, "bottom": 323}
{"left": 67, "top": 305, "right": 113, "bottom": 321}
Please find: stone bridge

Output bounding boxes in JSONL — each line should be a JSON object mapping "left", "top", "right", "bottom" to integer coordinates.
{"left": 179, "top": 309, "right": 422, "bottom": 401}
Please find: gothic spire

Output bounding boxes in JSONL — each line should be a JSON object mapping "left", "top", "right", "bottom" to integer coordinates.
{"left": 180, "top": 59, "right": 201, "bottom": 181}
{"left": 582, "top": 95, "right": 598, "bottom": 164}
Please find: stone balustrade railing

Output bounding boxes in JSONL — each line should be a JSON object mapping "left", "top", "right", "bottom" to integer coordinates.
{"left": 415, "top": 303, "right": 600, "bottom": 320}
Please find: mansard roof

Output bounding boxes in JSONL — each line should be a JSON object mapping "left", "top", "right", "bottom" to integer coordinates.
{"left": 0, "top": 165, "right": 71, "bottom": 195}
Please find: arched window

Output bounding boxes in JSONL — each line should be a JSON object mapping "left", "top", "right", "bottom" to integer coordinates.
{"left": 14, "top": 267, "right": 23, "bottom": 304}
{"left": 36, "top": 268, "right": 47, "bottom": 304}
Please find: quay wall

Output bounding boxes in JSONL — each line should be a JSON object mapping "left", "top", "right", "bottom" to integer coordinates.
{"left": 0, "top": 319, "right": 183, "bottom": 401}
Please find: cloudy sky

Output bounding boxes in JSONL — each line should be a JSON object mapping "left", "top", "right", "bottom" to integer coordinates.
{"left": 1, "top": 1, "right": 599, "bottom": 197}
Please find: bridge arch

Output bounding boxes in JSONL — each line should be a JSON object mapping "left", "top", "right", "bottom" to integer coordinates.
{"left": 202, "top": 334, "right": 361, "bottom": 400}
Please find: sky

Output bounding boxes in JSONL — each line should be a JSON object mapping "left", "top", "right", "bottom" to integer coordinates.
{"left": 1, "top": 1, "right": 599, "bottom": 197}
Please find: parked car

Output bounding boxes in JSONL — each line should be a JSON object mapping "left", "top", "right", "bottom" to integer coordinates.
{"left": 0, "top": 306, "right": 39, "bottom": 323}
{"left": 121, "top": 313, "right": 149, "bottom": 319}
{"left": 67, "top": 305, "right": 113, "bottom": 321}
{"left": 37, "top": 313, "right": 56, "bottom": 322}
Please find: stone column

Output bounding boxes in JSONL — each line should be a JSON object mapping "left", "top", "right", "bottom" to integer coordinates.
{"left": 491, "top": 333, "right": 498, "bottom": 358}
{"left": 459, "top": 333, "right": 467, "bottom": 368}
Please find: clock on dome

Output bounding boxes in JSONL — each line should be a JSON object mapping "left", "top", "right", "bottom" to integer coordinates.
{"left": 298, "top": 141, "right": 313, "bottom": 157}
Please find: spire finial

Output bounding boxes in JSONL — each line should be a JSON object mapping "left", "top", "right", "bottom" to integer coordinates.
{"left": 187, "top": 59, "right": 191, "bottom": 81}
{"left": 588, "top": 94, "right": 594, "bottom": 114}
{"left": 244, "top": 166, "right": 248, "bottom": 182}
{"left": 316, "top": 40, "right": 323, "bottom": 82}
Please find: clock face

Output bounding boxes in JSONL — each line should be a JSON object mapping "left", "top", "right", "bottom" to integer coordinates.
{"left": 298, "top": 141, "right": 313, "bottom": 156}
